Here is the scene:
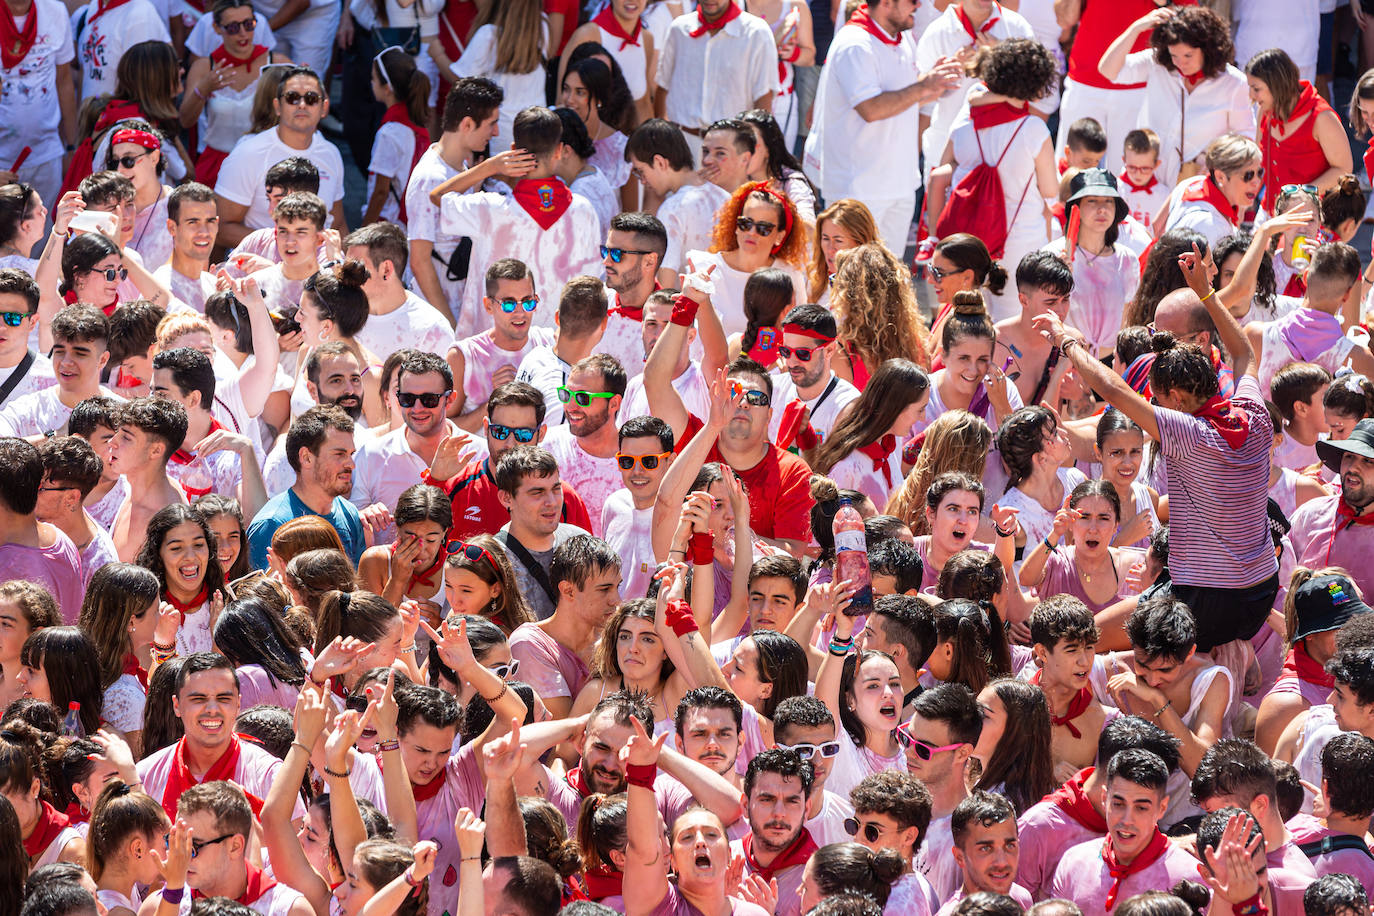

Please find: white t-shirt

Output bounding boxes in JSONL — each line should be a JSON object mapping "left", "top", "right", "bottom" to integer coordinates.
{"left": 620, "top": 359, "right": 710, "bottom": 422}
{"left": 354, "top": 290, "right": 453, "bottom": 359}
{"left": 73, "top": 0, "right": 170, "bottom": 100}
{"left": 655, "top": 8, "right": 779, "bottom": 129}
{"left": 153, "top": 264, "right": 218, "bottom": 315}
{"left": 601, "top": 488, "right": 655, "bottom": 599}
{"left": 515, "top": 345, "right": 571, "bottom": 426}
{"left": 366, "top": 121, "right": 420, "bottom": 225}
{"left": 456, "top": 327, "right": 556, "bottom": 413}
{"left": 658, "top": 181, "right": 730, "bottom": 275}
{"left": 0, "top": 0, "right": 73, "bottom": 166}
{"left": 0, "top": 386, "right": 120, "bottom": 437}
{"left": 405, "top": 144, "right": 478, "bottom": 335}
{"left": 542, "top": 425, "right": 622, "bottom": 537}
{"left": 0, "top": 351, "right": 57, "bottom": 409}
{"left": 767, "top": 371, "right": 860, "bottom": 445}
{"left": 570, "top": 165, "right": 619, "bottom": 238}
{"left": 451, "top": 22, "right": 549, "bottom": 145}
{"left": 215, "top": 127, "right": 346, "bottom": 230}
{"left": 683, "top": 249, "right": 805, "bottom": 338}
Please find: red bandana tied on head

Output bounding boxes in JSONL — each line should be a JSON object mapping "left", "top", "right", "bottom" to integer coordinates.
{"left": 160, "top": 735, "right": 263, "bottom": 822}
{"left": 0, "top": 1, "right": 38, "bottom": 70}
{"left": 592, "top": 6, "right": 641, "bottom": 49}
{"left": 969, "top": 101, "right": 1027, "bottom": 130}
{"left": 1102, "top": 829, "right": 1170, "bottom": 911}
{"left": 1029, "top": 669, "right": 1093, "bottom": 738}
{"left": 856, "top": 434, "right": 897, "bottom": 487}
{"left": 955, "top": 2, "right": 999, "bottom": 41}
{"left": 381, "top": 104, "right": 429, "bottom": 222}
{"left": 846, "top": 5, "right": 900, "bottom": 45}
{"left": 688, "top": 1, "right": 741, "bottom": 36}
{"left": 511, "top": 178, "right": 573, "bottom": 230}
{"left": 1181, "top": 176, "right": 1240, "bottom": 227}
{"left": 110, "top": 128, "right": 161, "bottom": 150}
{"left": 211, "top": 42, "right": 267, "bottom": 66}
{"left": 23, "top": 801, "right": 69, "bottom": 859}
{"left": 742, "top": 829, "right": 819, "bottom": 883}
{"left": 1282, "top": 641, "right": 1336, "bottom": 688}
{"left": 1047, "top": 767, "right": 1108, "bottom": 832}
{"left": 192, "top": 864, "right": 277, "bottom": 905}
{"left": 1191, "top": 395, "right": 1250, "bottom": 449}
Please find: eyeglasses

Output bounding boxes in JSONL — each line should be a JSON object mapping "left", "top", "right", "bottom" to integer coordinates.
{"left": 1239, "top": 167, "right": 1265, "bottom": 183}
{"left": 494, "top": 296, "right": 538, "bottom": 313}
{"left": 488, "top": 423, "right": 537, "bottom": 442}
{"left": 446, "top": 539, "right": 500, "bottom": 572}
{"left": 777, "top": 344, "right": 821, "bottom": 362}
{"left": 736, "top": 216, "right": 777, "bottom": 236}
{"left": 843, "top": 818, "right": 884, "bottom": 843}
{"left": 616, "top": 452, "right": 670, "bottom": 471}
{"left": 728, "top": 381, "right": 770, "bottom": 407}
{"left": 0, "top": 310, "right": 31, "bottom": 327}
{"left": 38, "top": 485, "right": 79, "bottom": 492}
{"left": 396, "top": 390, "right": 449, "bottom": 408}
{"left": 557, "top": 387, "right": 616, "bottom": 407}
{"left": 218, "top": 16, "right": 256, "bottom": 32}
{"left": 895, "top": 723, "right": 963, "bottom": 760}
{"left": 280, "top": 90, "right": 323, "bottom": 106}
{"left": 109, "top": 149, "right": 154, "bottom": 170}
{"left": 776, "top": 740, "right": 840, "bottom": 761}
{"left": 488, "top": 660, "right": 520, "bottom": 680}
{"left": 181, "top": 834, "right": 234, "bottom": 858}
{"left": 86, "top": 266, "right": 128, "bottom": 282}
{"left": 601, "top": 245, "right": 652, "bottom": 263}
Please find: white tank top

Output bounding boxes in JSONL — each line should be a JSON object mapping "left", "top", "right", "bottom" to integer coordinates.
{"left": 596, "top": 23, "right": 648, "bottom": 100}
{"left": 33, "top": 826, "right": 81, "bottom": 868}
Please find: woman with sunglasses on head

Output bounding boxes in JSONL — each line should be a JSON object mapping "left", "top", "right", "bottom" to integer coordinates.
{"left": 363, "top": 48, "right": 432, "bottom": 229}
{"left": 359, "top": 484, "right": 452, "bottom": 620}
{"left": 440, "top": 534, "right": 532, "bottom": 635}
{"left": 1263, "top": 185, "right": 1324, "bottom": 301}
{"left": 1246, "top": 49, "right": 1350, "bottom": 216}
{"left": 807, "top": 200, "right": 878, "bottom": 308}
{"left": 688, "top": 182, "right": 807, "bottom": 338}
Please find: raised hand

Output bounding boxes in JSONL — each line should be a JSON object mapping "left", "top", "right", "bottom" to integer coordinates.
{"left": 311, "top": 635, "right": 374, "bottom": 684}
{"left": 454, "top": 808, "right": 486, "bottom": 859}
{"left": 989, "top": 502, "right": 1021, "bottom": 536}
{"left": 421, "top": 615, "right": 478, "bottom": 674}
{"left": 428, "top": 432, "right": 476, "bottom": 481}
{"left": 410, "top": 840, "right": 439, "bottom": 884}
{"left": 366, "top": 669, "right": 400, "bottom": 740}
{"left": 325, "top": 706, "right": 372, "bottom": 772}
{"left": 294, "top": 678, "right": 331, "bottom": 747}
{"left": 88, "top": 728, "right": 138, "bottom": 783}
{"left": 152, "top": 600, "right": 181, "bottom": 650}
{"left": 1199, "top": 811, "right": 1264, "bottom": 904}
{"left": 1176, "top": 242, "right": 1213, "bottom": 302}
{"left": 619, "top": 716, "right": 667, "bottom": 769}
{"left": 483, "top": 718, "right": 530, "bottom": 782}
{"left": 153, "top": 818, "right": 193, "bottom": 887}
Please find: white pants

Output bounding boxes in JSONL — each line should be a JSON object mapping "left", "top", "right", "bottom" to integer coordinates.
{"left": 275, "top": 3, "right": 342, "bottom": 81}
{"left": 1055, "top": 78, "right": 1146, "bottom": 174}
{"left": 867, "top": 194, "right": 918, "bottom": 260}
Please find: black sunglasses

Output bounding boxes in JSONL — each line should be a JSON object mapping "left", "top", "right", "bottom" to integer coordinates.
{"left": 843, "top": 818, "right": 883, "bottom": 843}
{"left": 736, "top": 216, "right": 777, "bottom": 236}
{"left": 488, "top": 423, "right": 536, "bottom": 442}
{"left": 219, "top": 16, "right": 256, "bottom": 32}
{"left": 601, "top": 245, "right": 652, "bottom": 263}
{"left": 109, "top": 149, "right": 154, "bottom": 170}
{"left": 397, "top": 391, "right": 448, "bottom": 408}
{"left": 280, "top": 90, "right": 323, "bottom": 106}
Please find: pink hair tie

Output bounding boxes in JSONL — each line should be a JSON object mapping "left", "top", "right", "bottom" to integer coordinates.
{"left": 110, "top": 128, "right": 161, "bottom": 150}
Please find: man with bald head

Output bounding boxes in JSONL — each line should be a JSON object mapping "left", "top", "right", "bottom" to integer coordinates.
{"left": 1150, "top": 288, "right": 1235, "bottom": 398}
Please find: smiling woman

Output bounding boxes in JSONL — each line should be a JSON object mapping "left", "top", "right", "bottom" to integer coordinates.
{"left": 134, "top": 505, "right": 226, "bottom": 657}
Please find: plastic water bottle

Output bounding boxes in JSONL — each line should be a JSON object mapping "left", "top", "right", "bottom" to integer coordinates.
{"left": 182, "top": 455, "right": 213, "bottom": 500}
{"left": 832, "top": 498, "right": 872, "bottom": 615}
{"left": 62, "top": 702, "right": 84, "bottom": 738}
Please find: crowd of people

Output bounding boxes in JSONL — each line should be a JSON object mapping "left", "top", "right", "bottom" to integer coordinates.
{"left": 3, "top": 2, "right": 1374, "bottom": 916}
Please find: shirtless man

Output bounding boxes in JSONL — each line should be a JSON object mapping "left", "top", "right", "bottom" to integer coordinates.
{"left": 107, "top": 397, "right": 189, "bottom": 560}
{"left": 994, "top": 252, "right": 1074, "bottom": 406}
{"left": 1029, "top": 595, "right": 1111, "bottom": 781}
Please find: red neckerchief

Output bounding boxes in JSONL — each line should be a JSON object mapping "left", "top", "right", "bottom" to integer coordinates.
{"left": 1192, "top": 395, "right": 1249, "bottom": 449}
{"left": 567, "top": 764, "right": 593, "bottom": 798}
{"left": 1029, "top": 669, "right": 1093, "bottom": 739}
{"left": 23, "top": 801, "right": 69, "bottom": 859}
{"left": 164, "top": 585, "right": 208, "bottom": 615}
{"left": 122, "top": 651, "right": 148, "bottom": 689}
{"left": 160, "top": 735, "right": 246, "bottom": 821}
{"left": 511, "top": 178, "right": 573, "bottom": 230}
{"left": 1102, "top": 829, "right": 1170, "bottom": 911}
{"left": 1335, "top": 497, "right": 1374, "bottom": 529}
{"left": 1182, "top": 69, "right": 1206, "bottom": 88}
{"left": 192, "top": 863, "right": 277, "bottom": 905}
{"left": 210, "top": 43, "right": 266, "bottom": 67}
{"left": 1047, "top": 767, "right": 1108, "bottom": 832}
{"left": 1283, "top": 272, "right": 1307, "bottom": 299}
{"left": 969, "top": 101, "right": 1027, "bottom": 130}
{"left": 609, "top": 283, "right": 660, "bottom": 321}
{"left": 88, "top": 0, "right": 134, "bottom": 24}
{"left": 856, "top": 434, "right": 897, "bottom": 487}
{"left": 688, "top": 1, "right": 741, "bottom": 37}
{"left": 1282, "top": 641, "right": 1336, "bottom": 689}
{"left": 580, "top": 866, "right": 624, "bottom": 901}
{"left": 846, "top": 5, "right": 900, "bottom": 45}
{"left": 955, "top": 2, "right": 999, "bottom": 41}
{"left": 170, "top": 418, "right": 224, "bottom": 465}
{"left": 63, "top": 801, "right": 88, "bottom": 826}
{"left": 0, "top": 0, "right": 38, "bottom": 70}
{"left": 592, "top": 5, "right": 641, "bottom": 49}
{"left": 1181, "top": 176, "right": 1239, "bottom": 227}
{"left": 381, "top": 105, "right": 430, "bottom": 222}
{"left": 1363, "top": 137, "right": 1374, "bottom": 191}
{"left": 395, "top": 543, "right": 444, "bottom": 591}
{"left": 412, "top": 769, "right": 446, "bottom": 802}
{"left": 743, "top": 829, "right": 819, "bottom": 884}
{"left": 1119, "top": 172, "right": 1158, "bottom": 194}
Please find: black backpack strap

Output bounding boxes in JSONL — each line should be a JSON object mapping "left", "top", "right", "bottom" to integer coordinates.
{"left": 495, "top": 529, "right": 558, "bottom": 609}
{"left": 0, "top": 350, "right": 36, "bottom": 406}
{"left": 1297, "top": 835, "right": 1374, "bottom": 861}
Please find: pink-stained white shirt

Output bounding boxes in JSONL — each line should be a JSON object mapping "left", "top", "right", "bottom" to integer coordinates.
{"left": 1016, "top": 796, "right": 1105, "bottom": 900}
{"left": 546, "top": 768, "right": 694, "bottom": 843}
{"left": 915, "top": 814, "right": 962, "bottom": 902}
{"left": 153, "top": 264, "right": 218, "bottom": 314}
{"left": 541, "top": 425, "right": 622, "bottom": 537}
{"left": 415, "top": 741, "right": 484, "bottom": 916}
{"left": 509, "top": 621, "right": 591, "bottom": 701}
{"left": 599, "top": 310, "right": 649, "bottom": 381}
{"left": 621, "top": 361, "right": 710, "bottom": 424}
{"left": 136, "top": 738, "right": 306, "bottom": 819}
{"left": 0, "top": 529, "right": 83, "bottom": 623}
{"left": 1290, "top": 494, "right": 1374, "bottom": 602}
{"left": 455, "top": 327, "right": 556, "bottom": 413}
{"left": 935, "top": 883, "right": 1033, "bottom": 916}
{"left": 354, "top": 291, "right": 454, "bottom": 360}
{"left": 1043, "top": 238, "right": 1140, "bottom": 355}
{"left": 439, "top": 185, "right": 604, "bottom": 332}
{"left": 683, "top": 249, "right": 806, "bottom": 339}
{"left": 0, "top": 385, "right": 122, "bottom": 438}
{"left": 33, "top": 823, "right": 82, "bottom": 868}
{"left": 644, "top": 884, "right": 771, "bottom": 916}
{"left": 130, "top": 188, "right": 173, "bottom": 271}
{"left": 729, "top": 835, "right": 811, "bottom": 916}
{"left": 1286, "top": 812, "right": 1374, "bottom": 888}
{"left": 405, "top": 145, "right": 479, "bottom": 338}
{"left": 571, "top": 166, "right": 619, "bottom": 238}
{"left": 807, "top": 789, "right": 855, "bottom": 848}
{"left": 171, "top": 881, "right": 304, "bottom": 916}
{"left": 658, "top": 181, "right": 730, "bottom": 275}
{"left": 236, "top": 664, "right": 302, "bottom": 710}
{"left": 602, "top": 488, "right": 655, "bottom": 599}
{"left": 884, "top": 872, "right": 940, "bottom": 916}
{"left": 826, "top": 443, "right": 905, "bottom": 509}
{"left": 79, "top": 523, "right": 119, "bottom": 592}
{"left": 1258, "top": 311, "right": 1355, "bottom": 396}
{"left": 0, "top": 351, "right": 56, "bottom": 410}
{"left": 1049, "top": 836, "right": 1201, "bottom": 916}
{"left": 351, "top": 420, "right": 480, "bottom": 545}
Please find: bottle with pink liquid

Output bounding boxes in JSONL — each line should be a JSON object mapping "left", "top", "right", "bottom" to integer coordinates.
{"left": 833, "top": 497, "right": 872, "bottom": 615}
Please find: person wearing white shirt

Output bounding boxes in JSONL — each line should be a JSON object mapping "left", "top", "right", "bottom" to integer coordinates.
{"left": 72, "top": 0, "right": 170, "bottom": 101}
{"left": 766, "top": 304, "right": 860, "bottom": 448}
{"left": 621, "top": 289, "right": 716, "bottom": 423}
{"left": 516, "top": 277, "right": 610, "bottom": 427}
{"left": 541, "top": 354, "right": 626, "bottom": 537}
{"left": 1098, "top": 6, "right": 1255, "bottom": 188}
{"left": 153, "top": 183, "right": 221, "bottom": 315}
{"left": 1163, "top": 134, "right": 1265, "bottom": 248}
{"left": 261, "top": 343, "right": 368, "bottom": 494}
{"left": 214, "top": 67, "right": 348, "bottom": 246}
{"left": 602, "top": 415, "right": 675, "bottom": 599}
{"left": 0, "top": 271, "right": 56, "bottom": 410}
{"left": 654, "top": 0, "right": 778, "bottom": 135}
{"left": 0, "top": 305, "right": 117, "bottom": 438}
{"left": 626, "top": 120, "right": 732, "bottom": 288}
{"left": 343, "top": 223, "right": 453, "bottom": 360}
{"left": 600, "top": 212, "right": 670, "bottom": 381}
{"left": 0, "top": 0, "right": 74, "bottom": 209}
{"left": 805, "top": 0, "right": 960, "bottom": 253}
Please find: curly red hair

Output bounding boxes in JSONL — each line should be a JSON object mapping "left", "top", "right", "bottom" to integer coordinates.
{"left": 708, "top": 182, "right": 808, "bottom": 270}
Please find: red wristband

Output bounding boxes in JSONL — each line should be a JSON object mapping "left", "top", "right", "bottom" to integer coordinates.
{"left": 795, "top": 423, "right": 820, "bottom": 451}
{"left": 689, "top": 531, "right": 714, "bottom": 566}
{"left": 625, "top": 762, "right": 657, "bottom": 789}
{"left": 665, "top": 598, "right": 699, "bottom": 637}
{"left": 1232, "top": 893, "right": 1265, "bottom": 916}
{"left": 670, "top": 293, "right": 700, "bottom": 327}
{"left": 786, "top": 43, "right": 801, "bottom": 62}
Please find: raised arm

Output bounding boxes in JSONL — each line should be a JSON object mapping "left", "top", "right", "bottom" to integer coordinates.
{"left": 369, "top": 671, "right": 418, "bottom": 844}
{"left": 481, "top": 720, "right": 532, "bottom": 857}
{"left": 622, "top": 720, "right": 673, "bottom": 916}
{"left": 262, "top": 684, "right": 333, "bottom": 916}
{"left": 815, "top": 604, "right": 856, "bottom": 730}
{"left": 360, "top": 843, "right": 437, "bottom": 916}
{"left": 655, "top": 563, "right": 729, "bottom": 709}
{"left": 1032, "top": 311, "right": 1160, "bottom": 441}
{"left": 35, "top": 193, "right": 82, "bottom": 352}
{"left": 1098, "top": 9, "right": 1169, "bottom": 82}
{"left": 233, "top": 274, "right": 282, "bottom": 417}
{"left": 651, "top": 369, "right": 738, "bottom": 561}
{"left": 644, "top": 283, "right": 711, "bottom": 442}
{"left": 1178, "top": 244, "right": 1256, "bottom": 379}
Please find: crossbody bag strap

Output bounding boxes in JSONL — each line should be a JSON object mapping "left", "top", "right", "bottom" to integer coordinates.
{"left": 0, "top": 350, "right": 36, "bottom": 406}
{"left": 495, "top": 529, "right": 559, "bottom": 608}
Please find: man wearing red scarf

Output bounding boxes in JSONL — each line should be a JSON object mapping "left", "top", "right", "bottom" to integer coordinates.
{"left": 599, "top": 213, "right": 667, "bottom": 378}
{"left": 730, "top": 749, "right": 818, "bottom": 916}
{"left": 1028, "top": 600, "right": 1109, "bottom": 773}
{"left": 654, "top": 0, "right": 777, "bottom": 140}
{"left": 135, "top": 655, "right": 302, "bottom": 825}
{"left": 1290, "top": 426, "right": 1374, "bottom": 615}
{"left": 1049, "top": 750, "right": 1199, "bottom": 916}
{"left": 0, "top": 0, "right": 76, "bottom": 210}
{"left": 1164, "top": 136, "right": 1266, "bottom": 247}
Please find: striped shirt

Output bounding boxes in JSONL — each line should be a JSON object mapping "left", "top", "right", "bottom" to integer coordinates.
{"left": 1154, "top": 374, "right": 1277, "bottom": 587}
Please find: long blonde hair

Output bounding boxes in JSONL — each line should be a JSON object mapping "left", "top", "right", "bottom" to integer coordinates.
{"left": 486, "top": 0, "right": 545, "bottom": 75}
{"left": 831, "top": 242, "right": 933, "bottom": 372}
{"left": 886, "top": 409, "right": 992, "bottom": 532}
{"left": 809, "top": 200, "right": 879, "bottom": 301}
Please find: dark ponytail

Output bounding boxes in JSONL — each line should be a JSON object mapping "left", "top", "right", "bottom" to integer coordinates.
{"left": 374, "top": 48, "right": 430, "bottom": 127}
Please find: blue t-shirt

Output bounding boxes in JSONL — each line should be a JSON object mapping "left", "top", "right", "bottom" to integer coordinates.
{"left": 246, "top": 487, "right": 365, "bottom": 571}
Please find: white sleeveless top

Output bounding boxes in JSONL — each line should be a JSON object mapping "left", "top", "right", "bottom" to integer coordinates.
{"left": 1161, "top": 664, "right": 1233, "bottom": 829}
{"left": 202, "top": 83, "right": 258, "bottom": 154}
{"left": 98, "top": 889, "right": 141, "bottom": 914}
{"left": 33, "top": 826, "right": 82, "bottom": 868}
{"left": 596, "top": 22, "right": 648, "bottom": 100}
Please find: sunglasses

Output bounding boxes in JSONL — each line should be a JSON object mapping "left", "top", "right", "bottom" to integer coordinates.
{"left": 601, "top": 245, "right": 652, "bottom": 263}
{"left": 488, "top": 660, "right": 520, "bottom": 680}
{"left": 776, "top": 740, "right": 840, "bottom": 761}
{"left": 843, "top": 818, "right": 884, "bottom": 843}
{"left": 1238, "top": 167, "right": 1265, "bottom": 183}
{"left": 219, "top": 16, "right": 256, "bottom": 32}
{"left": 168, "top": 833, "right": 233, "bottom": 858}
{"left": 397, "top": 390, "right": 449, "bottom": 408}
{"left": 495, "top": 296, "right": 538, "bottom": 313}
{"left": 110, "top": 149, "right": 154, "bottom": 170}
{"left": 895, "top": 723, "right": 963, "bottom": 760}
{"left": 0, "top": 310, "right": 31, "bottom": 327}
{"left": 488, "top": 423, "right": 537, "bottom": 442}
{"left": 728, "top": 381, "right": 770, "bottom": 407}
{"left": 616, "top": 452, "right": 670, "bottom": 471}
{"left": 557, "top": 387, "right": 615, "bottom": 407}
{"left": 1280, "top": 183, "right": 1316, "bottom": 195}
{"left": 777, "top": 344, "right": 821, "bottom": 362}
{"left": 736, "top": 216, "right": 777, "bottom": 236}
{"left": 446, "top": 539, "right": 500, "bottom": 571}
{"left": 280, "top": 90, "right": 323, "bottom": 106}
{"left": 929, "top": 263, "right": 964, "bottom": 281}
{"left": 87, "top": 266, "right": 128, "bottom": 282}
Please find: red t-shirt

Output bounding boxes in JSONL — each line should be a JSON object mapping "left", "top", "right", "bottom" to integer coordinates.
{"left": 676, "top": 416, "right": 815, "bottom": 543}
{"left": 1066, "top": 0, "right": 1196, "bottom": 90}
{"left": 543, "top": 0, "right": 580, "bottom": 55}
{"left": 439, "top": 459, "right": 593, "bottom": 539}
